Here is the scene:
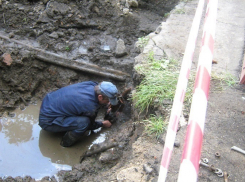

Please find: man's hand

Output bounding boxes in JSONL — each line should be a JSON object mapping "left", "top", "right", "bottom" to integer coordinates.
{"left": 102, "top": 120, "right": 112, "bottom": 128}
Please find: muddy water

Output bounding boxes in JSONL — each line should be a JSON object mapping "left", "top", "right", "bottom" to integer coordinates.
{"left": 0, "top": 101, "right": 109, "bottom": 179}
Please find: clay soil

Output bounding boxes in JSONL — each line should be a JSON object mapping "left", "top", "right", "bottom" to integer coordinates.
{"left": 1, "top": 0, "right": 245, "bottom": 182}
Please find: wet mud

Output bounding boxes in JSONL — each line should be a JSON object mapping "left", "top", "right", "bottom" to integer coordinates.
{"left": 0, "top": 102, "right": 71, "bottom": 179}
{"left": 0, "top": 0, "right": 180, "bottom": 181}
{"left": 0, "top": 101, "right": 116, "bottom": 179}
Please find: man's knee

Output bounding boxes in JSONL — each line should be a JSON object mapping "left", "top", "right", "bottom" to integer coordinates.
{"left": 76, "top": 116, "right": 90, "bottom": 124}
{"left": 74, "top": 116, "right": 91, "bottom": 134}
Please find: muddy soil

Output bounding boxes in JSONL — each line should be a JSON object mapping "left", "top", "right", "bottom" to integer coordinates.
{"left": 0, "top": 0, "right": 180, "bottom": 181}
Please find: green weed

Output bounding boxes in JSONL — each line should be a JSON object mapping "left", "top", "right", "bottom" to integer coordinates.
{"left": 211, "top": 72, "right": 238, "bottom": 89}
{"left": 164, "top": 13, "right": 170, "bottom": 18}
{"left": 133, "top": 51, "right": 195, "bottom": 138}
{"left": 144, "top": 115, "right": 167, "bottom": 139}
{"left": 137, "top": 36, "right": 149, "bottom": 48}
{"left": 133, "top": 70, "right": 179, "bottom": 113}
{"left": 174, "top": 9, "right": 185, "bottom": 14}
{"left": 65, "top": 46, "right": 71, "bottom": 51}
{"left": 23, "top": 17, "right": 28, "bottom": 24}
{"left": 133, "top": 51, "right": 183, "bottom": 113}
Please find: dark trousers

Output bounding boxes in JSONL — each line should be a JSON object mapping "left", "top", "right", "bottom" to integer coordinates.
{"left": 40, "top": 116, "right": 91, "bottom": 136}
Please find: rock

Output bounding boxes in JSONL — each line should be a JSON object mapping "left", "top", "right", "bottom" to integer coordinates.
{"left": 115, "top": 39, "right": 127, "bottom": 58}
{"left": 162, "top": 99, "right": 172, "bottom": 105}
{"left": 14, "top": 176, "right": 23, "bottom": 182}
{"left": 2, "top": 53, "right": 13, "bottom": 66}
{"left": 49, "top": 32, "right": 59, "bottom": 39}
{"left": 127, "top": 0, "right": 138, "bottom": 8}
{"left": 143, "top": 163, "right": 153, "bottom": 174}
{"left": 67, "top": 13, "right": 73, "bottom": 18}
{"left": 4, "top": 177, "right": 15, "bottom": 181}
{"left": 174, "top": 141, "right": 180, "bottom": 148}
{"left": 40, "top": 176, "right": 57, "bottom": 182}
{"left": 23, "top": 175, "right": 35, "bottom": 182}
{"left": 57, "top": 32, "right": 65, "bottom": 37}
{"left": 99, "top": 148, "right": 120, "bottom": 163}
{"left": 155, "top": 26, "right": 162, "bottom": 34}
{"left": 20, "top": 104, "right": 26, "bottom": 110}
{"left": 37, "top": 12, "right": 50, "bottom": 23}
{"left": 8, "top": 112, "right": 15, "bottom": 117}
{"left": 93, "top": 6, "right": 100, "bottom": 15}
{"left": 45, "top": 1, "right": 70, "bottom": 18}
{"left": 76, "top": 172, "right": 84, "bottom": 179}
{"left": 9, "top": 32, "right": 15, "bottom": 38}
{"left": 123, "top": 8, "right": 129, "bottom": 15}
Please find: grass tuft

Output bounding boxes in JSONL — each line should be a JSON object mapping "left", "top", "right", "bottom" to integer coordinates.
{"left": 134, "top": 70, "right": 179, "bottom": 113}
{"left": 137, "top": 36, "right": 149, "bottom": 48}
{"left": 144, "top": 115, "right": 167, "bottom": 139}
{"left": 133, "top": 51, "right": 182, "bottom": 113}
{"left": 211, "top": 72, "right": 238, "bottom": 90}
{"left": 133, "top": 51, "right": 184, "bottom": 138}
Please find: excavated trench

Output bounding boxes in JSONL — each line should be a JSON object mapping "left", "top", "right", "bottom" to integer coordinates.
{"left": 0, "top": 0, "right": 179, "bottom": 181}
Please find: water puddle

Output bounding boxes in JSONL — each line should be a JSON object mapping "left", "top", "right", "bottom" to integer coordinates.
{"left": 0, "top": 101, "right": 109, "bottom": 180}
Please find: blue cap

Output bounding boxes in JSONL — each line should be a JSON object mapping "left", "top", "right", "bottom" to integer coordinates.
{"left": 99, "top": 81, "right": 118, "bottom": 105}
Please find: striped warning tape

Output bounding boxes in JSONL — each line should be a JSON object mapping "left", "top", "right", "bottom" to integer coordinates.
{"left": 177, "top": 0, "right": 218, "bottom": 181}
{"left": 158, "top": 0, "right": 205, "bottom": 181}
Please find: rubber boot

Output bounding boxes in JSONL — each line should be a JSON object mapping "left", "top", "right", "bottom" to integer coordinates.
{"left": 60, "top": 131, "right": 80, "bottom": 147}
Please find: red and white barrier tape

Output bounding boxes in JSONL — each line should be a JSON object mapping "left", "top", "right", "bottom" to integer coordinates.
{"left": 177, "top": 0, "right": 218, "bottom": 181}
{"left": 158, "top": 0, "right": 205, "bottom": 181}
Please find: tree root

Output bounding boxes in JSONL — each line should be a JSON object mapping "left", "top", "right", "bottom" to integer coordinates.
{"left": 0, "top": 33, "right": 129, "bottom": 81}
{"left": 80, "top": 142, "right": 118, "bottom": 163}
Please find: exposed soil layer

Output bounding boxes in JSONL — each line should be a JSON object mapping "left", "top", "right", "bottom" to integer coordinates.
{"left": 0, "top": 0, "right": 180, "bottom": 181}
{"left": 0, "top": 0, "right": 179, "bottom": 111}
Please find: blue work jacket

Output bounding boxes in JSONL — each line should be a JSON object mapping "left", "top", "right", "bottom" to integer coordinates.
{"left": 39, "top": 81, "right": 100, "bottom": 128}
